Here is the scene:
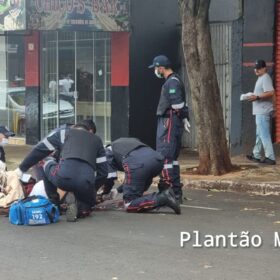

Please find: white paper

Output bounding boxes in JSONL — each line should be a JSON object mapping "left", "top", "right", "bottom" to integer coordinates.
{"left": 240, "top": 92, "right": 254, "bottom": 101}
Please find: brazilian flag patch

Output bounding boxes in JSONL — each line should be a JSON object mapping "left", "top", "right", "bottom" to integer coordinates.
{"left": 169, "top": 88, "right": 176, "bottom": 94}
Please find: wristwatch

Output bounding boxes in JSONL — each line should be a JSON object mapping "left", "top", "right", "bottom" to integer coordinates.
{"left": 256, "top": 96, "right": 260, "bottom": 100}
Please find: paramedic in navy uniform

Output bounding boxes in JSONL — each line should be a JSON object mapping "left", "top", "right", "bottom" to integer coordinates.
{"left": 100, "top": 137, "right": 181, "bottom": 214}
{"left": 14, "top": 121, "right": 108, "bottom": 221}
{"left": 149, "top": 55, "right": 190, "bottom": 203}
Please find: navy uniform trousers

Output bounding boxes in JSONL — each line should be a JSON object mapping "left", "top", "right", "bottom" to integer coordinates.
{"left": 42, "top": 158, "right": 96, "bottom": 208}
{"left": 156, "top": 110, "right": 184, "bottom": 197}
{"left": 122, "top": 147, "right": 164, "bottom": 212}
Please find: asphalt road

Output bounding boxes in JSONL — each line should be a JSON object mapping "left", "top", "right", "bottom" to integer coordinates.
{"left": 1, "top": 189, "right": 280, "bottom": 280}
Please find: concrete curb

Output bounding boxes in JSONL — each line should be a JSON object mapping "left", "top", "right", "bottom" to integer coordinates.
{"left": 182, "top": 178, "right": 280, "bottom": 196}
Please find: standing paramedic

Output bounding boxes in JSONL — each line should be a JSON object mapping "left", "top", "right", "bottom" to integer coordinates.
{"left": 149, "top": 55, "right": 190, "bottom": 203}
{"left": 14, "top": 121, "right": 108, "bottom": 222}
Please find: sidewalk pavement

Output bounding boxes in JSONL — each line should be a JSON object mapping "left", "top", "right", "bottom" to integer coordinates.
{"left": 179, "top": 149, "right": 280, "bottom": 196}
{"left": 5, "top": 145, "right": 280, "bottom": 196}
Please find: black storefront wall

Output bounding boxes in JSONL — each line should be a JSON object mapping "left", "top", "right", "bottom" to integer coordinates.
{"left": 128, "top": 0, "right": 181, "bottom": 149}
{"left": 110, "top": 32, "right": 130, "bottom": 141}
{"left": 111, "top": 86, "right": 129, "bottom": 140}
{"left": 241, "top": 0, "right": 276, "bottom": 153}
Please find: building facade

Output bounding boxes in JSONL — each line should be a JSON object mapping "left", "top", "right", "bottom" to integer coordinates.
{"left": 0, "top": 0, "right": 278, "bottom": 156}
{"left": 0, "top": 0, "right": 131, "bottom": 145}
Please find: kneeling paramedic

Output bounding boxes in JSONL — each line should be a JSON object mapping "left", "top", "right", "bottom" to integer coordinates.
{"left": 15, "top": 122, "right": 107, "bottom": 221}
{"left": 101, "top": 137, "right": 181, "bottom": 214}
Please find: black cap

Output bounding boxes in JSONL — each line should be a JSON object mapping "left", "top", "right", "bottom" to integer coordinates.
{"left": 0, "top": 126, "right": 15, "bottom": 137}
{"left": 255, "top": 59, "right": 266, "bottom": 69}
{"left": 148, "top": 55, "right": 171, "bottom": 68}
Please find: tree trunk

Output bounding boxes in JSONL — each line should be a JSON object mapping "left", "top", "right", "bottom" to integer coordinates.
{"left": 178, "top": 0, "right": 233, "bottom": 175}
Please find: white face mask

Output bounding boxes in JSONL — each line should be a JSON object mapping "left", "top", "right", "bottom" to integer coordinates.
{"left": 0, "top": 138, "right": 9, "bottom": 147}
{"left": 154, "top": 68, "right": 163, "bottom": 79}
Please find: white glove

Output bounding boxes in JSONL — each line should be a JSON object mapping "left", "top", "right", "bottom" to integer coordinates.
{"left": 14, "top": 167, "right": 23, "bottom": 179}
{"left": 183, "top": 118, "right": 191, "bottom": 133}
{"left": 0, "top": 160, "right": 6, "bottom": 172}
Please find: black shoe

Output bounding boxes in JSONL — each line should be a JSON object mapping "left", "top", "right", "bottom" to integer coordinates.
{"left": 77, "top": 210, "right": 91, "bottom": 218}
{"left": 48, "top": 193, "right": 60, "bottom": 207}
{"left": 158, "top": 182, "right": 171, "bottom": 193}
{"left": 175, "top": 194, "right": 183, "bottom": 204}
{"left": 246, "top": 154, "right": 261, "bottom": 163}
{"left": 65, "top": 192, "right": 78, "bottom": 222}
{"left": 157, "top": 190, "right": 181, "bottom": 215}
{"left": 260, "top": 157, "right": 276, "bottom": 165}
{"left": 77, "top": 200, "right": 92, "bottom": 218}
{"left": 171, "top": 185, "right": 183, "bottom": 204}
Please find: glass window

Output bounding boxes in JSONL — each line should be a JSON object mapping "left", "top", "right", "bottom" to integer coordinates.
{"left": 0, "top": 35, "right": 25, "bottom": 137}
{"left": 40, "top": 31, "right": 111, "bottom": 144}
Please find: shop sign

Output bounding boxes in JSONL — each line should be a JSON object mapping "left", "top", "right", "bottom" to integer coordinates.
{"left": 0, "top": 0, "right": 26, "bottom": 31}
{"left": 28, "top": 0, "right": 130, "bottom": 31}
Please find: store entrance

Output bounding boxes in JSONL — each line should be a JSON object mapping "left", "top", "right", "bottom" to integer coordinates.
{"left": 40, "top": 31, "right": 111, "bottom": 143}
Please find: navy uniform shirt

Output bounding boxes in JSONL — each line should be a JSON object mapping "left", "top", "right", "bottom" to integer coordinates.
{"left": 96, "top": 146, "right": 118, "bottom": 194}
{"left": 156, "top": 73, "right": 189, "bottom": 119}
{"left": 19, "top": 126, "right": 108, "bottom": 183}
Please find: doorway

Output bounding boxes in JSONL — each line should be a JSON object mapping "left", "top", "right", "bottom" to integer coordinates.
{"left": 40, "top": 31, "right": 111, "bottom": 143}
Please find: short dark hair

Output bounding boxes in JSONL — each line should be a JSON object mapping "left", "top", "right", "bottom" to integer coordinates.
{"left": 77, "top": 119, "right": 97, "bottom": 133}
{"left": 72, "top": 123, "right": 89, "bottom": 131}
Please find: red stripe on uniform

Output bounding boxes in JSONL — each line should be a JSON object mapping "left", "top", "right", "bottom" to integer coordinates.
{"left": 167, "top": 110, "right": 173, "bottom": 143}
{"left": 163, "top": 159, "right": 171, "bottom": 185}
{"left": 127, "top": 201, "right": 156, "bottom": 212}
{"left": 123, "top": 163, "right": 131, "bottom": 184}
{"left": 51, "top": 164, "right": 60, "bottom": 177}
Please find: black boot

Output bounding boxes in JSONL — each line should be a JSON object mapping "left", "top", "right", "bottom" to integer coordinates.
{"left": 158, "top": 181, "right": 170, "bottom": 193}
{"left": 156, "top": 190, "right": 181, "bottom": 214}
{"left": 77, "top": 200, "right": 92, "bottom": 218}
{"left": 48, "top": 193, "right": 60, "bottom": 207}
{"left": 171, "top": 185, "right": 183, "bottom": 204}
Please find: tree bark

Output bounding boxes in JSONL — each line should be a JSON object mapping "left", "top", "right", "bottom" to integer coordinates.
{"left": 178, "top": 0, "right": 233, "bottom": 175}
